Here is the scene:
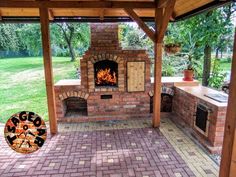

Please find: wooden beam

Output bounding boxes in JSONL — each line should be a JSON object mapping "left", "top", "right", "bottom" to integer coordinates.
{"left": 157, "top": 0, "right": 176, "bottom": 42}
{"left": 219, "top": 28, "right": 236, "bottom": 177}
{"left": 152, "top": 5, "right": 164, "bottom": 127}
{"left": 49, "top": 9, "right": 54, "bottom": 21}
{"left": 39, "top": 7, "right": 58, "bottom": 135}
{"left": 124, "top": 8, "right": 155, "bottom": 42}
{"left": 0, "top": 1, "right": 155, "bottom": 9}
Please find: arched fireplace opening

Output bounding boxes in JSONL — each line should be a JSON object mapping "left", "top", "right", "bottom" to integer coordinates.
{"left": 63, "top": 97, "right": 88, "bottom": 117}
{"left": 94, "top": 60, "right": 118, "bottom": 87}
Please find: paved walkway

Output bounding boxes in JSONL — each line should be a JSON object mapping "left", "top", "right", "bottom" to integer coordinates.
{"left": 0, "top": 117, "right": 219, "bottom": 177}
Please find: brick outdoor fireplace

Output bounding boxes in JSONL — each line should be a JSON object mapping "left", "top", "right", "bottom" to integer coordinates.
{"left": 54, "top": 23, "right": 152, "bottom": 122}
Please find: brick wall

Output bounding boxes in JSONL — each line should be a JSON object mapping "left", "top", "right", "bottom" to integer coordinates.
{"left": 90, "top": 23, "right": 120, "bottom": 50}
{"left": 172, "top": 87, "right": 227, "bottom": 154}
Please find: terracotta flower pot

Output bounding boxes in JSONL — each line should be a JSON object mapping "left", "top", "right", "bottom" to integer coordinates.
{"left": 183, "top": 69, "right": 194, "bottom": 81}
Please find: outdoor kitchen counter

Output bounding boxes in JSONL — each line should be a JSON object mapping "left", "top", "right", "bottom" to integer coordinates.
{"left": 175, "top": 85, "right": 228, "bottom": 107}
{"left": 152, "top": 77, "right": 200, "bottom": 86}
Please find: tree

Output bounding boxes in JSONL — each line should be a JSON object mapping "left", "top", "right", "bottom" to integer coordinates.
{"left": 166, "top": 4, "right": 235, "bottom": 86}
{"left": 120, "top": 23, "right": 153, "bottom": 56}
{"left": 0, "top": 24, "right": 19, "bottom": 52}
{"left": 51, "top": 23, "right": 90, "bottom": 62}
{"left": 17, "top": 24, "right": 42, "bottom": 56}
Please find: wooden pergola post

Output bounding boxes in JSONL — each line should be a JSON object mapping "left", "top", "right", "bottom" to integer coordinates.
{"left": 39, "top": 7, "right": 58, "bottom": 134}
{"left": 219, "top": 28, "right": 236, "bottom": 177}
{"left": 153, "top": 0, "right": 176, "bottom": 127}
{"left": 124, "top": 0, "right": 176, "bottom": 128}
{"left": 153, "top": 7, "right": 163, "bottom": 127}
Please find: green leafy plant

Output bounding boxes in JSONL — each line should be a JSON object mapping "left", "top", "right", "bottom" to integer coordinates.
{"left": 208, "top": 59, "right": 227, "bottom": 89}
{"left": 165, "top": 37, "right": 180, "bottom": 45}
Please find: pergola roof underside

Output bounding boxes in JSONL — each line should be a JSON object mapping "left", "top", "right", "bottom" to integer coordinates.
{"left": 0, "top": 0, "right": 232, "bottom": 22}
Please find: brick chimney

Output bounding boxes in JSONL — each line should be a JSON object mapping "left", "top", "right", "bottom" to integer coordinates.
{"left": 90, "top": 23, "right": 120, "bottom": 50}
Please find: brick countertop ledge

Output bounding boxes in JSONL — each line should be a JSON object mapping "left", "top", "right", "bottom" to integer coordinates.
{"left": 55, "top": 77, "right": 199, "bottom": 86}
{"left": 151, "top": 77, "right": 200, "bottom": 86}
{"left": 175, "top": 85, "right": 228, "bottom": 107}
{"left": 55, "top": 79, "right": 81, "bottom": 86}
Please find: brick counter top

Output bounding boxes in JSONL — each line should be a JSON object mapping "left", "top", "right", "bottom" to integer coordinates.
{"left": 55, "top": 79, "right": 81, "bottom": 86}
{"left": 56, "top": 77, "right": 199, "bottom": 87}
{"left": 151, "top": 77, "right": 199, "bottom": 86}
{"left": 175, "top": 85, "right": 228, "bottom": 107}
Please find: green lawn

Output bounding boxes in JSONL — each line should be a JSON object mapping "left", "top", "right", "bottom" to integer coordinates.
{"left": 219, "top": 59, "right": 232, "bottom": 72}
{"left": 0, "top": 57, "right": 77, "bottom": 123}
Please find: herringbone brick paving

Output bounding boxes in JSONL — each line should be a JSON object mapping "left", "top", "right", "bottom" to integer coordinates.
{"left": 0, "top": 117, "right": 218, "bottom": 177}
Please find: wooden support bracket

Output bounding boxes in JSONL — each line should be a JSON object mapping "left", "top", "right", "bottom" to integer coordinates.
{"left": 124, "top": 8, "right": 155, "bottom": 42}
{"left": 158, "top": 0, "right": 171, "bottom": 8}
{"left": 49, "top": 9, "right": 54, "bottom": 21}
{"left": 100, "top": 8, "right": 105, "bottom": 21}
{"left": 157, "top": 0, "right": 176, "bottom": 42}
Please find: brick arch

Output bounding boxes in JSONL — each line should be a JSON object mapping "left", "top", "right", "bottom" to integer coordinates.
{"left": 87, "top": 53, "right": 125, "bottom": 92}
{"left": 148, "top": 87, "right": 174, "bottom": 97}
{"left": 59, "top": 91, "right": 89, "bottom": 101}
{"left": 89, "top": 53, "right": 122, "bottom": 64}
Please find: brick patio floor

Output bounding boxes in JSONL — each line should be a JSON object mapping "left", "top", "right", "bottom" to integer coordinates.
{"left": 0, "top": 116, "right": 219, "bottom": 177}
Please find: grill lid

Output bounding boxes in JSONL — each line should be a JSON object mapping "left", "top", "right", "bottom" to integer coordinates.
{"left": 204, "top": 93, "right": 228, "bottom": 103}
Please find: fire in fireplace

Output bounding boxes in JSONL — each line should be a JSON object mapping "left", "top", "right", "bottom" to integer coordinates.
{"left": 94, "top": 60, "right": 118, "bottom": 87}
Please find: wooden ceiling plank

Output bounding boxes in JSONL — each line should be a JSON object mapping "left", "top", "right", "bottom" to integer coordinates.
{"left": 124, "top": 8, "right": 155, "bottom": 42}
{"left": 157, "top": 0, "right": 176, "bottom": 42}
{"left": 0, "top": 1, "right": 155, "bottom": 9}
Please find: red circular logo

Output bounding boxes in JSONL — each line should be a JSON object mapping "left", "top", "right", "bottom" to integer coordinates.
{"left": 4, "top": 111, "right": 47, "bottom": 154}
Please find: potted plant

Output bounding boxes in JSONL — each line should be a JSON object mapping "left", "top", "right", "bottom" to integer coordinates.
{"left": 183, "top": 54, "right": 194, "bottom": 81}
{"left": 164, "top": 36, "right": 181, "bottom": 54}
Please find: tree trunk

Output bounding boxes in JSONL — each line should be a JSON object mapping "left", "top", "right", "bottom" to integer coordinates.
{"left": 57, "top": 24, "right": 76, "bottom": 62}
{"left": 221, "top": 50, "right": 223, "bottom": 59}
{"left": 202, "top": 45, "right": 211, "bottom": 86}
{"left": 68, "top": 42, "right": 75, "bottom": 62}
{"left": 215, "top": 47, "right": 220, "bottom": 59}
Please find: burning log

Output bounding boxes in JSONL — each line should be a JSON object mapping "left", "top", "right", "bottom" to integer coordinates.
{"left": 96, "top": 68, "right": 117, "bottom": 86}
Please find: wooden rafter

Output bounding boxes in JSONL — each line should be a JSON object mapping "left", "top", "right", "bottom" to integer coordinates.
{"left": 124, "top": 8, "right": 155, "bottom": 42}
{"left": 0, "top": 1, "right": 155, "bottom": 9}
{"left": 157, "top": 0, "right": 176, "bottom": 42}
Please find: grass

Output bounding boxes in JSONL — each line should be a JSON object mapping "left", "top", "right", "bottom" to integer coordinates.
{"left": 0, "top": 57, "right": 77, "bottom": 123}
{"left": 219, "top": 58, "right": 232, "bottom": 72}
